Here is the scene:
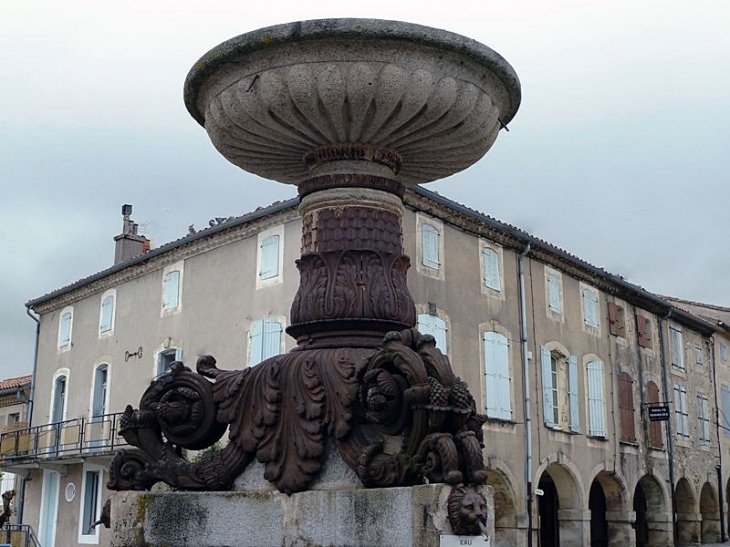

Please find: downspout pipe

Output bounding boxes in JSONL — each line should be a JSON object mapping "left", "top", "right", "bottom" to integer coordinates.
{"left": 517, "top": 243, "right": 533, "bottom": 547}
{"left": 658, "top": 309, "right": 678, "bottom": 545}
{"left": 710, "top": 336, "right": 726, "bottom": 541}
{"left": 21, "top": 304, "right": 40, "bottom": 526}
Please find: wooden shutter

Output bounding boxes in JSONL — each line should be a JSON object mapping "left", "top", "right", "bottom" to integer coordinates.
{"left": 636, "top": 315, "right": 650, "bottom": 348}
{"left": 698, "top": 394, "right": 710, "bottom": 442}
{"left": 263, "top": 318, "right": 283, "bottom": 361}
{"left": 483, "top": 332, "right": 510, "bottom": 420}
{"left": 680, "top": 387, "right": 689, "bottom": 438}
{"left": 618, "top": 372, "right": 636, "bottom": 442}
{"left": 483, "top": 248, "right": 501, "bottom": 291}
{"left": 100, "top": 295, "right": 113, "bottom": 332}
{"left": 422, "top": 224, "right": 440, "bottom": 269}
{"left": 647, "top": 381, "right": 663, "bottom": 448}
{"left": 163, "top": 270, "right": 180, "bottom": 309}
{"left": 721, "top": 385, "right": 730, "bottom": 439}
{"left": 587, "top": 361, "right": 607, "bottom": 437}
{"left": 249, "top": 320, "right": 263, "bottom": 367}
{"left": 568, "top": 355, "right": 581, "bottom": 433}
{"left": 59, "top": 312, "right": 72, "bottom": 345}
{"left": 583, "top": 289, "right": 599, "bottom": 328}
{"left": 541, "top": 346, "right": 555, "bottom": 427}
{"left": 607, "top": 302, "right": 619, "bottom": 336}
{"left": 260, "top": 235, "right": 280, "bottom": 279}
{"left": 547, "top": 275, "right": 561, "bottom": 312}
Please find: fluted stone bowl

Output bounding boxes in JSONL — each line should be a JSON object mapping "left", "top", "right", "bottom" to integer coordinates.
{"left": 185, "top": 19, "right": 521, "bottom": 186}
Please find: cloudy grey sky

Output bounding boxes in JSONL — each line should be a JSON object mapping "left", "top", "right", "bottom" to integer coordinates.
{"left": 2, "top": 1, "right": 728, "bottom": 378}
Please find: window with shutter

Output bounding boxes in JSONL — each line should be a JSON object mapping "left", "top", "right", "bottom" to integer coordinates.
{"left": 421, "top": 224, "right": 440, "bottom": 270}
{"left": 483, "top": 332, "right": 511, "bottom": 420}
{"left": 58, "top": 310, "right": 72, "bottom": 347}
{"left": 163, "top": 270, "right": 181, "bottom": 310}
{"left": 674, "top": 384, "right": 689, "bottom": 439}
{"left": 583, "top": 288, "right": 599, "bottom": 328}
{"left": 721, "top": 385, "right": 730, "bottom": 438}
{"left": 636, "top": 315, "right": 653, "bottom": 348}
{"left": 417, "top": 313, "right": 448, "bottom": 355}
{"left": 585, "top": 360, "right": 605, "bottom": 437}
{"left": 262, "top": 318, "right": 283, "bottom": 361}
{"left": 547, "top": 274, "right": 561, "bottom": 313}
{"left": 567, "top": 355, "right": 580, "bottom": 433}
{"left": 618, "top": 372, "right": 635, "bottom": 442}
{"left": 694, "top": 345, "right": 703, "bottom": 365}
{"left": 482, "top": 248, "right": 501, "bottom": 291}
{"left": 540, "top": 346, "right": 557, "bottom": 427}
{"left": 721, "top": 342, "right": 729, "bottom": 366}
{"left": 259, "top": 235, "right": 280, "bottom": 280}
{"left": 646, "top": 381, "right": 663, "bottom": 448}
{"left": 670, "top": 326, "right": 684, "bottom": 371}
{"left": 100, "top": 294, "right": 114, "bottom": 333}
{"left": 698, "top": 394, "right": 710, "bottom": 443}
{"left": 249, "top": 320, "right": 264, "bottom": 367}
{"left": 607, "top": 302, "right": 625, "bottom": 337}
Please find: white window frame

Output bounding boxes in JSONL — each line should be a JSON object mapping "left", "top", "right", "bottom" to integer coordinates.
{"left": 480, "top": 242, "right": 503, "bottom": 294}
{"left": 482, "top": 331, "right": 512, "bottom": 421}
{"left": 49, "top": 368, "right": 70, "bottom": 424}
{"left": 89, "top": 363, "right": 110, "bottom": 418}
{"left": 694, "top": 344, "right": 703, "bottom": 365}
{"left": 669, "top": 324, "right": 684, "bottom": 372}
{"left": 417, "top": 312, "right": 449, "bottom": 356}
{"left": 416, "top": 214, "right": 444, "bottom": 279}
{"left": 698, "top": 393, "right": 710, "bottom": 444}
{"left": 58, "top": 306, "right": 74, "bottom": 350}
{"left": 545, "top": 268, "right": 563, "bottom": 316}
{"left": 248, "top": 317, "right": 285, "bottom": 367}
{"left": 78, "top": 463, "right": 104, "bottom": 544}
{"left": 161, "top": 261, "right": 184, "bottom": 316}
{"left": 581, "top": 285, "right": 600, "bottom": 330}
{"left": 674, "top": 384, "right": 689, "bottom": 440}
{"left": 721, "top": 384, "right": 730, "bottom": 439}
{"left": 256, "top": 225, "right": 285, "bottom": 289}
{"left": 98, "top": 289, "right": 116, "bottom": 336}
{"left": 155, "top": 347, "right": 183, "bottom": 377}
{"left": 586, "top": 359, "right": 606, "bottom": 437}
{"left": 540, "top": 344, "right": 578, "bottom": 432}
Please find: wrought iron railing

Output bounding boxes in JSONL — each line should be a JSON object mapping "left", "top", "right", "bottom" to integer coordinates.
{"left": 0, "top": 523, "right": 41, "bottom": 547}
{"left": 0, "top": 412, "right": 128, "bottom": 464}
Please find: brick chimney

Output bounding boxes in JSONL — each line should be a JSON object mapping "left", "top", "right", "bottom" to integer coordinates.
{"left": 114, "top": 204, "right": 150, "bottom": 264}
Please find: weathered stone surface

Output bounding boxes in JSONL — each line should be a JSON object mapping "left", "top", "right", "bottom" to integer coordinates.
{"left": 184, "top": 19, "right": 520, "bottom": 186}
{"left": 111, "top": 484, "right": 494, "bottom": 547}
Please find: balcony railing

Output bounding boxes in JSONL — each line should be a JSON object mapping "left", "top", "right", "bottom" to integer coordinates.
{"left": 1, "top": 524, "right": 41, "bottom": 547}
{"left": 0, "top": 412, "right": 128, "bottom": 465}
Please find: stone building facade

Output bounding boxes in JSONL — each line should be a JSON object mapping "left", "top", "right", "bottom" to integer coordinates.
{"left": 0, "top": 187, "right": 725, "bottom": 547}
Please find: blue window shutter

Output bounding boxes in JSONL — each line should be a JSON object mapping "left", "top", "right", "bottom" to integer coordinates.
{"left": 417, "top": 314, "right": 434, "bottom": 335}
{"left": 249, "top": 320, "right": 263, "bottom": 367}
{"left": 59, "top": 312, "right": 72, "bottom": 345}
{"left": 422, "top": 224, "right": 440, "bottom": 269}
{"left": 483, "top": 333, "right": 499, "bottom": 417}
{"left": 175, "top": 348, "right": 183, "bottom": 362}
{"left": 583, "top": 289, "right": 599, "bottom": 327}
{"left": 587, "top": 361, "right": 605, "bottom": 436}
{"left": 92, "top": 367, "right": 107, "bottom": 417}
{"left": 548, "top": 275, "right": 560, "bottom": 312}
{"left": 100, "top": 296, "right": 113, "bottom": 332}
{"left": 541, "top": 346, "right": 555, "bottom": 427}
{"left": 680, "top": 387, "right": 689, "bottom": 438}
{"left": 568, "top": 355, "right": 581, "bottom": 433}
{"left": 434, "top": 317, "right": 447, "bottom": 355}
{"left": 483, "top": 248, "right": 501, "bottom": 291}
{"left": 163, "top": 270, "right": 180, "bottom": 309}
{"left": 262, "top": 318, "right": 282, "bottom": 360}
{"left": 484, "top": 332, "right": 510, "bottom": 419}
{"left": 722, "top": 385, "right": 730, "bottom": 438}
{"left": 260, "top": 235, "right": 280, "bottom": 280}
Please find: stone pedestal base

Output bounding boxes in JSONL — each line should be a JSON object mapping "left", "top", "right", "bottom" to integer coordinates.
{"left": 111, "top": 484, "right": 495, "bottom": 547}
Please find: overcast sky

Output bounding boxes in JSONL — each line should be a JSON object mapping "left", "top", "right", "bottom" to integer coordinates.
{"left": 1, "top": 1, "right": 728, "bottom": 378}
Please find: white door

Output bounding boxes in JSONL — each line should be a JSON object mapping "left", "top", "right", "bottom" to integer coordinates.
{"left": 39, "top": 470, "right": 60, "bottom": 546}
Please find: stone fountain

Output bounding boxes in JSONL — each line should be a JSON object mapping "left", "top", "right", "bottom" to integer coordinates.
{"left": 109, "top": 18, "right": 520, "bottom": 547}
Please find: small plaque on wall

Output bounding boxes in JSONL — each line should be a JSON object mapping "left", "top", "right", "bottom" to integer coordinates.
{"left": 440, "top": 535, "right": 490, "bottom": 546}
